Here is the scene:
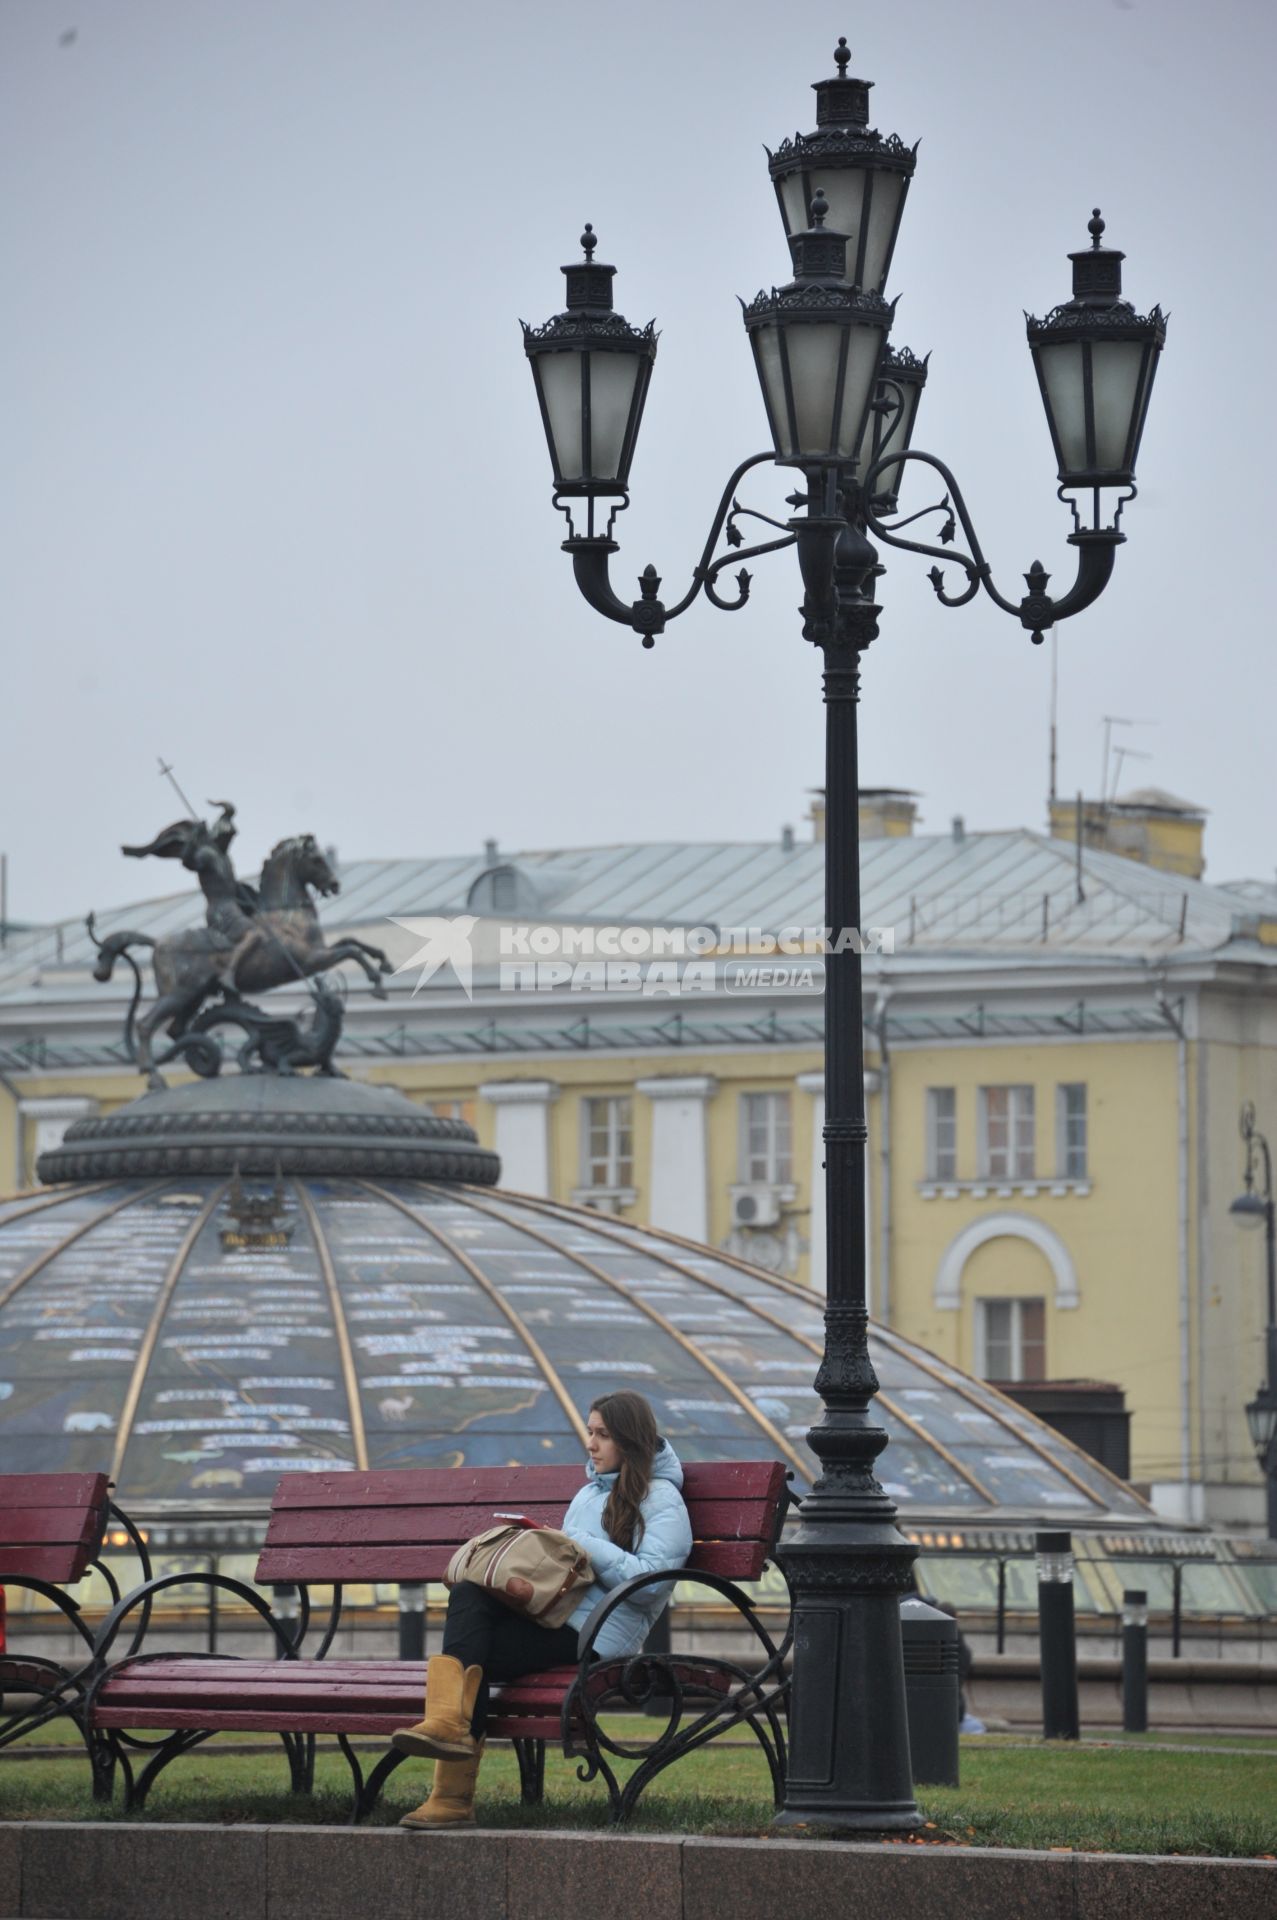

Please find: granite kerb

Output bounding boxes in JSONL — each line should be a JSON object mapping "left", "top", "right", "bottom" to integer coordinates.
{"left": 3, "top": 1823, "right": 1274, "bottom": 1920}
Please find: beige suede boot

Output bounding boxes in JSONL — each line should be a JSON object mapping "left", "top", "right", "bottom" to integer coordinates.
{"left": 398, "top": 1742, "right": 484, "bottom": 1831}
{"left": 392, "top": 1655, "right": 483, "bottom": 1761}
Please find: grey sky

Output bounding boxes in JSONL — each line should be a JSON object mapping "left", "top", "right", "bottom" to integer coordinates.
{"left": 3, "top": 0, "right": 1272, "bottom": 925}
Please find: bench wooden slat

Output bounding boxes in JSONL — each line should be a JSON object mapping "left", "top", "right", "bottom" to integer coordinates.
{"left": 0, "top": 1544, "right": 100, "bottom": 1581}
{"left": 0, "top": 1473, "right": 110, "bottom": 1510}
{"left": 0, "top": 1507, "right": 103, "bottom": 1549}
{"left": 255, "top": 1537, "right": 769, "bottom": 1584}
{"left": 271, "top": 1467, "right": 585, "bottom": 1509}
{"left": 268, "top": 1460, "right": 788, "bottom": 1512}
{"left": 262, "top": 1495, "right": 780, "bottom": 1550}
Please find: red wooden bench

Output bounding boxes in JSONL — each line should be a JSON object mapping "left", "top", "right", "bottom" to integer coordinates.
{"left": 86, "top": 1460, "right": 793, "bottom": 1821}
{"left": 0, "top": 1472, "right": 152, "bottom": 1755}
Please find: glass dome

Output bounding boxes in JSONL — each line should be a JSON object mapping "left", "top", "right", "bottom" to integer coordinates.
{"left": 0, "top": 1171, "right": 1146, "bottom": 1524}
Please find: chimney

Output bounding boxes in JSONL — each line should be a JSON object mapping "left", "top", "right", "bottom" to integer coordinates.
{"left": 859, "top": 789, "right": 919, "bottom": 840}
{"left": 484, "top": 838, "right": 499, "bottom": 862}
{"left": 952, "top": 815, "right": 966, "bottom": 844}
{"left": 809, "top": 789, "right": 920, "bottom": 843}
{"left": 1049, "top": 787, "right": 1206, "bottom": 880}
{"left": 781, "top": 824, "right": 796, "bottom": 854}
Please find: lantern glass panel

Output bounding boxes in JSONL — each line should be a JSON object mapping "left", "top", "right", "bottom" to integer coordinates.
{"left": 1247, "top": 1397, "right": 1277, "bottom": 1455}
{"left": 754, "top": 325, "right": 795, "bottom": 459}
{"left": 779, "top": 173, "right": 814, "bottom": 238}
{"left": 1037, "top": 339, "right": 1088, "bottom": 474}
{"left": 1089, "top": 339, "right": 1146, "bottom": 474}
{"left": 777, "top": 168, "right": 903, "bottom": 294}
{"left": 836, "top": 323, "right": 888, "bottom": 460}
{"left": 787, "top": 323, "right": 847, "bottom": 456}
{"left": 587, "top": 351, "right": 643, "bottom": 482}
{"left": 537, "top": 351, "right": 585, "bottom": 483}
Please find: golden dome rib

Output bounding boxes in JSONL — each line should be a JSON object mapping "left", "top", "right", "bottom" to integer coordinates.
{"left": 0, "top": 1182, "right": 171, "bottom": 1315}
{"left": 445, "top": 1185, "right": 812, "bottom": 1482}
{"left": 110, "top": 1184, "right": 228, "bottom": 1486}
{"left": 357, "top": 1181, "right": 589, "bottom": 1447}
{"left": 295, "top": 1182, "right": 371, "bottom": 1471}
{"left": 475, "top": 1188, "right": 996, "bottom": 1504}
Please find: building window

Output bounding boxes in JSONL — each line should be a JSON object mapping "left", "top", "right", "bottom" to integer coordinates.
{"left": 1057, "top": 1084, "right": 1087, "bottom": 1178}
{"left": 424, "top": 1099, "right": 477, "bottom": 1128}
{"left": 978, "top": 1298, "right": 1046, "bottom": 1382}
{"left": 582, "top": 1096, "right": 633, "bottom": 1190}
{"left": 740, "top": 1092, "right": 793, "bottom": 1185}
{"left": 926, "top": 1088, "right": 957, "bottom": 1180}
{"left": 980, "top": 1085, "right": 1035, "bottom": 1179}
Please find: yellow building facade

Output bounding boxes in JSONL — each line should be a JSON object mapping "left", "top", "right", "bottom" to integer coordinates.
{"left": 3, "top": 802, "right": 1276, "bottom": 1533}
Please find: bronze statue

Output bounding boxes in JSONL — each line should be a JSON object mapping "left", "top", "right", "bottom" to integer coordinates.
{"left": 90, "top": 804, "right": 391, "bottom": 1088}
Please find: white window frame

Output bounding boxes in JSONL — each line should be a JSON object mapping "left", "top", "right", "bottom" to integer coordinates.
{"left": 739, "top": 1092, "right": 793, "bottom": 1186}
{"left": 581, "top": 1095, "right": 634, "bottom": 1191}
{"left": 976, "top": 1297, "right": 1047, "bottom": 1382}
{"left": 1057, "top": 1083, "right": 1088, "bottom": 1180}
{"left": 979, "top": 1085, "right": 1035, "bottom": 1180}
{"left": 925, "top": 1087, "right": 957, "bottom": 1181}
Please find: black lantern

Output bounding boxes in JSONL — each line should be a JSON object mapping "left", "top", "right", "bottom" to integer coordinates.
{"left": 1026, "top": 211, "right": 1166, "bottom": 493}
{"left": 522, "top": 226, "right": 657, "bottom": 500}
{"left": 743, "top": 192, "right": 894, "bottom": 468}
{"left": 767, "top": 38, "right": 916, "bottom": 297}
{"left": 1246, "top": 1384, "right": 1277, "bottom": 1468}
{"left": 856, "top": 344, "right": 929, "bottom": 508}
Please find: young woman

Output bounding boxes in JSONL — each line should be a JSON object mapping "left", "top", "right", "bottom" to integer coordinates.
{"left": 393, "top": 1389, "right": 693, "bottom": 1830}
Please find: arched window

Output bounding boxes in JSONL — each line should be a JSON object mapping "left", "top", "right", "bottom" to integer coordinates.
{"left": 466, "top": 864, "right": 540, "bottom": 914}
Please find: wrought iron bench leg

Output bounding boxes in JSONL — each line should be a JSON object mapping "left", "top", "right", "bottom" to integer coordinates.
{"left": 125, "top": 1729, "right": 214, "bottom": 1813}
{"left": 278, "top": 1731, "right": 315, "bottom": 1794}
{"left": 513, "top": 1736, "right": 546, "bottom": 1804}
{"left": 337, "top": 1734, "right": 410, "bottom": 1824}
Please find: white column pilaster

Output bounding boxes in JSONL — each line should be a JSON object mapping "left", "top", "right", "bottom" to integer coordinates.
{"left": 798, "top": 1070, "right": 877, "bottom": 1297}
{"left": 478, "top": 1081, "right": 559, "bottom": 1196}
{"left": 797, "top": 1072, "right": 826, "bottom": 1289}
{"left": 635, "top": 1075, "right": 717, "bottom": 1241}
{"left": 19, "top": 1095, "right": 99, "bottom": 1187}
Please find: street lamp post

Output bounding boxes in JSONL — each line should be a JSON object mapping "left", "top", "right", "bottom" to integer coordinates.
{"left": 522, "top": 36, "right": 1165, "bottom": 1832}
{"left": 1231, "top": 1104, "right": 1277, "bottom": 1539}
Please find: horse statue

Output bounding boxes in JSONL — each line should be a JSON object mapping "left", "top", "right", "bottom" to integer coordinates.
{"left": 90, "top": 833, "right": 390, "bottom": 1088}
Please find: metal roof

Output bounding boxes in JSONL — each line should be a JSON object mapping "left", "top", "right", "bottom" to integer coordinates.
{"left": 2, "top": 828, "right": 1272, "bottom": 1001}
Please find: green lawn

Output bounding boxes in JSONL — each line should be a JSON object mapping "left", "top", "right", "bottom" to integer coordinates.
{"left": 1, "top": 1725, "right": 1274, "bottom": 1857}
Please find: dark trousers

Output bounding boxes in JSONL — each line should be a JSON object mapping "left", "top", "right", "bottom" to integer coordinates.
{"left": 441, "top": 1583, "right": 580, "bottom": 1737}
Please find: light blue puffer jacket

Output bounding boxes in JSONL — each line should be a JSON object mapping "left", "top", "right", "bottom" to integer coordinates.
{"left": 561, "top": 1438, "right": 693, "bottom": 1659}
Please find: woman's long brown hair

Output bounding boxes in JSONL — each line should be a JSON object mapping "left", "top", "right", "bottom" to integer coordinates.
{"left": 590, "top": 1390, "right": 660, "bottom": 1551}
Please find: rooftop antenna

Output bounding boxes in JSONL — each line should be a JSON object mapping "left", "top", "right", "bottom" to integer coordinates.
{"left": 1109, "top": 745, "right": 1151, "bottom": 804}
{"left": 1099, "top": 716, "right": 1155, "bottom": 814}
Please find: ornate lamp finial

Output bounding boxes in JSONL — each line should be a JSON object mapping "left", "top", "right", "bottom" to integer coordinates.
{"left": 810, "top": 189, "right": 829, "bottom": 228}
{"left": 834, "top": 36, "right": 851, "bottom": 76}
{"left": 581, "top": 223, "right": 597, "bottom": 262}
{"left": 1088, "top": 208, "right": 1106, "bottom": 249}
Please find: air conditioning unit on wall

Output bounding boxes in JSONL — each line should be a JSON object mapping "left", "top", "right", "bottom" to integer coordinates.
{"left": 729, "top": 1185, "right": 783, "bottom": 1230}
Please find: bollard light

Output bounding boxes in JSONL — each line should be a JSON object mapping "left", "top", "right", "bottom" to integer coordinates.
{"left": 1121, "top": 1586, "right": 1149, "bottom": 1733}
{"left": 398, "top": 1580, "right": 427, "bottom": 1662}
{"left": 1121, "top": 1588, "right": 1148, "bottom": 1630}
{"left": 1036, "top": 1529, "right": 1079, "bottom": 1741}
{"left": 1036, "top": 1532, "right": 1075, "bottom": 1585}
